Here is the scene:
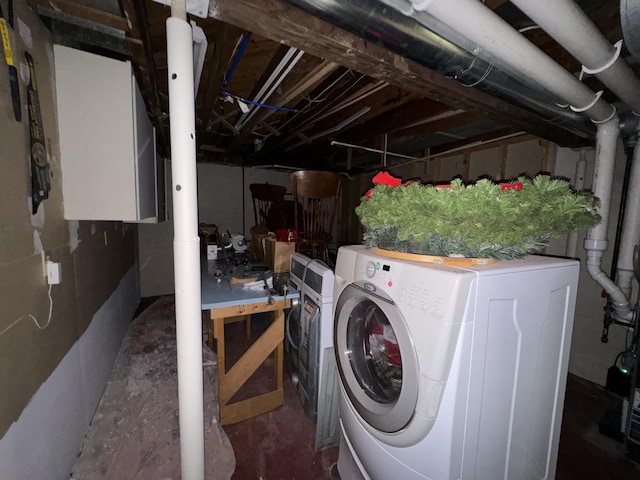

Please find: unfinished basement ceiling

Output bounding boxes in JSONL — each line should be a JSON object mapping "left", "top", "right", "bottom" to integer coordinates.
{"left": 29, "top": 0, "right": 636, "bottom": 173}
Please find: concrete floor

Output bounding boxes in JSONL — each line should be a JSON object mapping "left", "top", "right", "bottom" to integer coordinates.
{"left": 556, "top": 374, "right": 640, "bottom": 480}
{"left": 224, "top": 315, "right": 640, "bottom": 479}
{"left": 71, "top": 296, "right": 235, "bottom": 480}
{"left": 77, "top": 296, "right": 640, "bottom": 479}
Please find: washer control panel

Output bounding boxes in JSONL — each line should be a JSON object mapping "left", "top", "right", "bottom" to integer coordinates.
{"left": 357, "top": 256, "right": 395, "bottom": 287}
{"left": 354, "top": 250, "right": 473, "bottom": 322}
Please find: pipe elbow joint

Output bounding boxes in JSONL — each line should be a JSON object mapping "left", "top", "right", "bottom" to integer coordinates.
{"left": 613, "top": 301, "right": 633, "bottom": 322}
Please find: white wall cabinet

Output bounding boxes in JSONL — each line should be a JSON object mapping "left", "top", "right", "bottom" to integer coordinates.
{"left": 53, "top": 45, "right": 158, "bottom": 222}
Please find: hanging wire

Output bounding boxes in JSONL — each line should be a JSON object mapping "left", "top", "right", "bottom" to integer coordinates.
{"left": 222, "top": 33, "right": 252, "bottom": 91}
{"left": 286, "top": 69, "right": 358, "bottom": 124}
{"left": 278, "top": 71, "right": 367, "bottom": 132}
{"left": 221, "top": 90, "right": 298, "bottom": 113}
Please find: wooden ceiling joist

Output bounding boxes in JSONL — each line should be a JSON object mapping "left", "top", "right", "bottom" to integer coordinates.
{"left": 27, "top": 0, "right": 129, "bottom": 31}
{"left": 210, "top": 0, "right": 588, "bottom": 148}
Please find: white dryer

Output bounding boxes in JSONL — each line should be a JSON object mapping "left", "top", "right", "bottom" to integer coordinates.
{"left": 332, "top": 245, "right": 579, "bottom": 480}
{"left": 287, "top": 253, "right": 340, "bottom": 449}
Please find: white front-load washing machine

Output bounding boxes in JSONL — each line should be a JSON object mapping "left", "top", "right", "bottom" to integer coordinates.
{"left": 332, "top": 245, "right": 579, "bottom": 480}
{"left": 287, "top": 253, "right": 340, "bottom": 449}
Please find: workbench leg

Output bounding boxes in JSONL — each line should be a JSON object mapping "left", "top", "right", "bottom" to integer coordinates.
{"left": 212, "top": 315, "right": 226, "bottom": 380}
{"left": 275, "top": 309, "right": 284, "bottom": 390}
{"left": 206, "top": 315, "right": 214, "bottom": 349}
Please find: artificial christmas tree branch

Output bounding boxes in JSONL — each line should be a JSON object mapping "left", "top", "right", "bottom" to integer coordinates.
{"left": 356, "top": 172, "right": 600, "bottom": 260}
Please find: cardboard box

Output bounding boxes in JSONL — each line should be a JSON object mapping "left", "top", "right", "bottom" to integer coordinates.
{"left": 264, "top": 237, "right": 295, "bottom": 273}
{"left": 250, "top": 224, "right": 272, "bottom": 262}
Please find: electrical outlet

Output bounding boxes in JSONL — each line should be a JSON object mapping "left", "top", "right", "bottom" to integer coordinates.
{"left": 47, "top": 260, "right": 61, "bottom": 285}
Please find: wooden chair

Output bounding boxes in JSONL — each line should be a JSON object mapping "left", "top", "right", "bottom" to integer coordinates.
{"left": 288, "top": 170, "right": 343, "bottom": 266}
{"left": 249, "top": 183, "right": 287, "bottom": 227}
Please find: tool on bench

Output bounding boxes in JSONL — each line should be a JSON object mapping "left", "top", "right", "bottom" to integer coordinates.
{"left": 255, "top": 269, "right": 276, "bottom": 305}
{"left": 263, "top": 276, "right": 275, "bottom": 305}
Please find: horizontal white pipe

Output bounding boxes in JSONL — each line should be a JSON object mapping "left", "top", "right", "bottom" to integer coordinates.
{"left": 511, "top": 0, "right": 640, "bottom": 113}
{"left": 167, "top": 15, "right": 205, "bottom": 480}
{"left": 410, "top": 0, "right": 615, "bottom": 123}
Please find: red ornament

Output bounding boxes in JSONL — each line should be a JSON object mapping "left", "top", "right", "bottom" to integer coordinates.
{"left": 435, "top": 184, "right": 452, "bottom": 189}
{"left": 404, "top": 179, "right": 421, "bottom": 186}
{"left": 365, "top": 188, "right": 373, "bottom": 200}
{"left": 500, "top": 183, "right": 511, "bottom": 191}
{"left": 512, "top": 182, "right": 523, "bottom": 191}
{"left": 372, "top": 171, "right": 402, "bottom": 187}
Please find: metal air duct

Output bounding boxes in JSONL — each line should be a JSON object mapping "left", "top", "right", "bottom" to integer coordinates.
{"left": 282, "top": 0, "right": 595, "bottom": 139}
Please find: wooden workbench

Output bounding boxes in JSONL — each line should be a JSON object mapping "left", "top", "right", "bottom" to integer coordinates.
{"left": 201, "top": 260, "right": 297, "bottom": 425}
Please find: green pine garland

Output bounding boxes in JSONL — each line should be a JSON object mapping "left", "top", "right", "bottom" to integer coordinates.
{"left": 356, "top": 175, "right": 601, "bottom": 259}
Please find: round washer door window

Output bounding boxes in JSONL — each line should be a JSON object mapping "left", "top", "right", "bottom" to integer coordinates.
{"left": 335, "top": 282, "right": 419, "bottom": 433}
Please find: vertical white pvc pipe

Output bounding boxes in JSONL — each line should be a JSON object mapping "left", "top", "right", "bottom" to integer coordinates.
{"left": 166, "top": 14, "right": 205, "bottom": 480}
{"left": 566, "top": 149, "right": 588, "bottom": 258}
{"left": 584, "top": 117, "right": 632, "bottom": 320}
{"left": 616, "top": 132, "right": 640, "bottom": 299}
{"left": 585, "top": 119, "right": 618, "bottom": 253}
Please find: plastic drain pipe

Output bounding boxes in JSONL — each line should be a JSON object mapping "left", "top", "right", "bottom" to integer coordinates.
{"left": 616, "top": 128, "right": 640, "bottom": 301}
{"left": 566, "top": 149, "right": 588, "bottom": 258}
{"left": 407, "top": 0, "right": 633, "bottom": 319}
{"left": 510, "top": 0, "right": 640, "bottom": 114}
{"left": 167, "top": 1, "right": 205, "bottom": 478}
{"left": 508, "top": 0, "right": 640, "bottom": 308}
{"left": 407, "top": 0, "right": 615, "bottom": 123}
{"left": 584, "top": 117, "right": 633, "bottom": 321}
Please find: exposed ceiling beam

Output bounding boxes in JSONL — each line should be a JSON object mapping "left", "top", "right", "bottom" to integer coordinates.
{"left": 198, "top": 21, "right": 246, "bottom": 137}
{"left": 247, "top": 59, "right": 339, "bottom": 131}
{"left": 210, "top": 0, "right": 591, "bottom": 148}
{"left": 391, "top": 111, "right": 481, "bottom": 144}
{"left": 428, "top": 128, "right": 523, "bottom": 157}
{"left": 295, "top": 86, "right": 415, "bottom": 141}
{"left": 120, "top": 0, "right": 167, "bottom": 153}
{"left": 27, "top": 0, "right": 129, "bottom": 31}
{"left": 341, "top": 98, "right": 452, "bottom": 144}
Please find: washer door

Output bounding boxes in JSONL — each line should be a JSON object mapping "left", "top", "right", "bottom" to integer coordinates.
{"left": 334, "top": 281, "right": 419, "bottom": 433}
